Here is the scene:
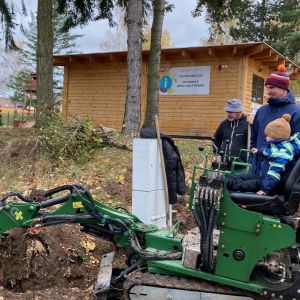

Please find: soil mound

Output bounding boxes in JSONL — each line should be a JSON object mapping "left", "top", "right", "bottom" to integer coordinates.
{"left": 0, "top": 225, "right": 115, "bottom": 298}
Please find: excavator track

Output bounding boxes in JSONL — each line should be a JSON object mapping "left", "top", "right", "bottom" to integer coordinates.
{"left": 123, "top": 271, "right": 262, "bottom": 300}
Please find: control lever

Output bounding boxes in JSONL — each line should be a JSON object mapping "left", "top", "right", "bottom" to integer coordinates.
{"left": 198, "top": 146, "right": 206, "bottom": 163}
{"left": 216, "top": 150, "right": 224, "bottom": 178}
{"left": 223, "top": 139, "right": 230, "bottom": 163}
{"left": 211, "top": 137, "right": 219, "bottom": 154}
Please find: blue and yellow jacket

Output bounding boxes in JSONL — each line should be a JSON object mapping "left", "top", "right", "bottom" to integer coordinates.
{"left": 260, "top": 132, "right": 300, "bottom": 194}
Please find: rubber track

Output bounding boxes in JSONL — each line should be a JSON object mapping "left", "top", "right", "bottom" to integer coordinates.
{"left": 123, "top": 270, "right": 263, "bottom": 300}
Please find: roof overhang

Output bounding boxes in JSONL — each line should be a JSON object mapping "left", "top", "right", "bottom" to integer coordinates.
{"left": 54, "top": 42, "right": 300, "bottom": 77}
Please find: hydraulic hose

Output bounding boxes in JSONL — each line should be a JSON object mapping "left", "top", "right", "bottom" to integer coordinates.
{"left": 192, "top": 187, "right": 203, "bottom": 232}
{"left": 34, "top": 214, "right": 95, "bottom": 227}
{"left": 0, "top": 192, "right": 31, "bottom": 203}
{"left": 192, "top": 205, "right": 202, "bottom": 232}
{"left": 40, "top": 194, "right": 71, "bottom": 208}
{"left": 128, "top": 234, "right": 181, "bottom": 260}
{"left": 69, "top": 184, "right": 182, "bottom": 260}
{"left": 193, "top": 185, "right": 221, "bottom": 273}
{"left": 193, "top": 188, "right": 208, "bottom": 269}
{"left": 43, "top": 184, "right": 83, "bottom": 197}
{"left": 206, "top": 190, "right": 216, "bottom": 271}
{"left": 205, "top": 203, "right": 216, "bottom": 272}
{"left": 16, "top": 183, "right": 183, "bottom": 261}
{"left": 199, "top": 189, "right": 207, "bottom": 233}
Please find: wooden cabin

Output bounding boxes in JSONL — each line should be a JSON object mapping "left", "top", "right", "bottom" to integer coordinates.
{"left": 54, "top": 42, "right": 300, "bottom": 137}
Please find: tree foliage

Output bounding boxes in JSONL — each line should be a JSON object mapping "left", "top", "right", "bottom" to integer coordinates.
{"left": 0, "top": 46, "right": 23, "bottom": 96}
{"left": 142, "top": 27, "right": 174, "bottom": 50}
{"left": 7, "top": 9, "right": 81, "bottom": 104}
{"left": 200, "top": 19, "right": 241, "bottom": 45}
{"left": 56, "top": 0, "right": 152, "bottom": 31}
{"left": 99, "top": 7, "right": 174, "bottom": 52}
{"left": 99, "top": 7, "right": 127, "bottom": 51}
{"left": 193, "top": 0, "right": 300, "bottom": 62}
{"left": 0, "top": 0, "right": 26, "bottom": 49}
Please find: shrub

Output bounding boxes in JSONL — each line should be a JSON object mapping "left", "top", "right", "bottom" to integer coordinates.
{"left": 37, "top": 114, "right": 100, "bottom": 161}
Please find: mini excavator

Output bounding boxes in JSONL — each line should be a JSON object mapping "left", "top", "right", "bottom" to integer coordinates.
{"left": 1, "top": 140, "right": 300, "bottom": 300}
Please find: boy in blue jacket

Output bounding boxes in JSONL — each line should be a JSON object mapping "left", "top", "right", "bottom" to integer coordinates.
{"left": 227, "top": 114, "right": 300, "bottom": 195}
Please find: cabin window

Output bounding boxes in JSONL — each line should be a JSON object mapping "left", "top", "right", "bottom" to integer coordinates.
{"left": 251, "top": 74, "right": 264, "bottom": 103}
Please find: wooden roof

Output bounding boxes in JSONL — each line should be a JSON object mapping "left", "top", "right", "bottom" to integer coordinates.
{"left": 53, "top": 42, "right": 300, "bottom": 78}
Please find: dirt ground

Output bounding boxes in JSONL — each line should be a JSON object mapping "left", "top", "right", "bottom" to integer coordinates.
{"left": 0, "top": 128, "right": 200, "bottom": 299}
{"left": 0, "top": 226, "right": 113, "bottom": 299}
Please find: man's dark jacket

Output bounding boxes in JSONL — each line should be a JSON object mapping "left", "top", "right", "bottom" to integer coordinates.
{"left": 140, "top": 128, "right": 185, "bottom": 204}
{"left": 213, "top": 114, "right": 248, "bottom": 162}
{"left": 250, "top": 92, "right": 300, "bottom": 175}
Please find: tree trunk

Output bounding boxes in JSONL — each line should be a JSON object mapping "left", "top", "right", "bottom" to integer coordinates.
{"left": 36, "top": 0, "right": 54, "bottom": 127}
{"left": 121, "top": 0, "right": 143, "bottom": 136}
{"left": 142, "top": 0, "right": 165, "bottom": 129}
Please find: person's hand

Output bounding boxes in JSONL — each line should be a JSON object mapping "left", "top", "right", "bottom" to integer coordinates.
{"left": 251, "top": 148, "right": 258, "bottom": 154}
{"left": 256, "top": 190, "right": 266, "bottom": 195}
{"left": 247, "top": 115, "right": 254, "bottom": 125}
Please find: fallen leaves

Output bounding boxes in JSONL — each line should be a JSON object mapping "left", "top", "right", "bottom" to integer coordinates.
{"left": 118, "top": 174, "right": 125, "bottom": 184}
{"left": 80, "top": 239, "right": 96, "bottom": 254}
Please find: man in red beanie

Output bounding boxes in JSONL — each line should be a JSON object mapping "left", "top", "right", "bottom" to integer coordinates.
{"left": 250, "top": 64, "right": 300, "bottom": 175}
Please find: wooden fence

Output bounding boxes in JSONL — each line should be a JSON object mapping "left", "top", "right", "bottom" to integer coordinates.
{"left": 0, "top": 108, "right": 35, "bottom": 127}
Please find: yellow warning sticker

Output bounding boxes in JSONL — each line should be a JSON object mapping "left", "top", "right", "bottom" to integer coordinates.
{"left": 73, "top": 202, "right": 84, "bottom": 209}
{"left": 15, "top": 211, "right": 23, "bottom": 221}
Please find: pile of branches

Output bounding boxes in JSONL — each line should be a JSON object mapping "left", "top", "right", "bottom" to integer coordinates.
{"left": 92, "top": 125, "right": 131, "bottom": 151}
{"left": 38, "top": 114, "right": 131, "bottom": 161}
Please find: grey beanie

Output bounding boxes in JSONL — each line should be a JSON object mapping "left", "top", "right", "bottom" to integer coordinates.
{"left": 224, "top": 99, "right": 243, "bottom": 112}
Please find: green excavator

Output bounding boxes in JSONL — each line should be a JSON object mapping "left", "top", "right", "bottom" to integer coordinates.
{"left": 1, "top": 139, "right": 300, "bottom": 300}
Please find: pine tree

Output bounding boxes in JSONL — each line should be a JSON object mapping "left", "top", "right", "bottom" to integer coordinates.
{"left": 7, "top": 9, "right": 82, "bottom": 105}
{"left": 0, "top": 1, "right": 26, "bottom": 49}
{"left": 193, "top": 0, "right": 300, "bottom": 63}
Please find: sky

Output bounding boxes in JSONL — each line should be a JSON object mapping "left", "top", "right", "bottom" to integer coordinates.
{"left": 0, "top": 0, "right": 209, "bottom": 97}
{"left": 14, "top": 0, "right": 209, "bottom": 54}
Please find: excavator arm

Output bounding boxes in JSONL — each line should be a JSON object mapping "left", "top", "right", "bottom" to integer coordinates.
{"left": 1, "top": 183, "right": 298, "bottom": 300}
{"left": 0, "top": 184, "right": 182, "bottom": 259}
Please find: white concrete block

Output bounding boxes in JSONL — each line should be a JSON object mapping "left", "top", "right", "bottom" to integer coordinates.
{"left": 132, "top": 139, "right": 164, "bottom": 191}
{"left": 132, "top": 190, "right": 166, "bottom": 229}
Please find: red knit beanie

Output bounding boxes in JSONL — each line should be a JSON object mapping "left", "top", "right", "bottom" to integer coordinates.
{"left": 265, "top": 64, "right": 290, "bottom": 91}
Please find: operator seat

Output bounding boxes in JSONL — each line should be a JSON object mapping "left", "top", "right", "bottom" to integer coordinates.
{"left": 229, "top": 158, "right": 300, "bottom": 216}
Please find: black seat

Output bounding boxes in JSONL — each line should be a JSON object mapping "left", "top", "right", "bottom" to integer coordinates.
{"left": 230, "top": 192, "right": 274, "bottom": 214}
{"left": 230, "top": 158, "right": 300, "bottom": 216}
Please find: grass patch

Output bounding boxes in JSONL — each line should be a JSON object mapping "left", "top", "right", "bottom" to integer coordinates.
{"left": 0, "top": 128, "right": 214, "bottom": 212}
